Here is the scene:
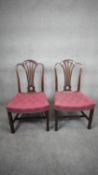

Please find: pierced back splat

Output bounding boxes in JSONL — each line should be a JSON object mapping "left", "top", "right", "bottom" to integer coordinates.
{"left": 55, "top": 59, "right": 82, "bottom": 91}
{"left": 63, "top": 59, "right": 76, "bottom": 91}
{"left": 16, "top": 60, "right": 44, "bottom": 93}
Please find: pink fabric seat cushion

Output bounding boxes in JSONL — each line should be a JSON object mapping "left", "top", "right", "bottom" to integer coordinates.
{"left": 6, "top": 92, "right": 49, "bottom": 113}
{"left": 55, "top": 91, "right": 96, "bottom": 111}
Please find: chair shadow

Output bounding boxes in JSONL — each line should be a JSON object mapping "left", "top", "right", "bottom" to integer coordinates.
{"left": 15, "top": 113, "right": 45, "bottom": 131}
{"left": 56, "top": 112, "right": 85, "bottom": 129}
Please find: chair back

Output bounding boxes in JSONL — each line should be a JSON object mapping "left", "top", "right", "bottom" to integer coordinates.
{"left": 16, "top": 60, "right": 44, "bottom": 92}
{"left": 55, "top": 59, "right": 82, "bottom": 91}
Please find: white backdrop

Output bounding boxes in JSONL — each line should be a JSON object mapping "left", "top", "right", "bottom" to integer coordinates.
{"left": 0, "top": 0, "right": 98, "bottom": 105}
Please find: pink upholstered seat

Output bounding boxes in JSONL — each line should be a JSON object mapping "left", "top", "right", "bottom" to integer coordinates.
{"left": 54, "top": 59, "right": 96, "bottom": 130}
{"left": 6, "top": 60, "right": 50, "bottom": 133}
{"left": 7, "top": 92, "right": 49, "bottom": 113}
{"left": 55, "top": 91, "right": 96, "bottom": 112}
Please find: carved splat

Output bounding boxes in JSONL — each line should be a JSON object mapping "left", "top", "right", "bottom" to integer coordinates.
{"left": 55, "top": 59, "right": 82, "bottom": 91}
{"left": 16, "top": 60, "right": 44, "bottom": 92}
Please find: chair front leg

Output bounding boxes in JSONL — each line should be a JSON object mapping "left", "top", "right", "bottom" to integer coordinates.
{"left": 55, "top": 110, "right": 58, "bottom": 131}
{"left": 88, "top": 108, "right": 94, "bottom": 129}
{"left": 8, "top": 112, "right": 15, "bottom": 133}
{"left": 45, "top": 111, "right": 49, "bottom": 131}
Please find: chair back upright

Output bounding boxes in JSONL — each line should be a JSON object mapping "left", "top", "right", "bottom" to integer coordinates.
{"left": 55, "top": 59, "right": 82, "bottom": 92}
{"left": 16, "top": 60, "right": 44, "bottom": 93}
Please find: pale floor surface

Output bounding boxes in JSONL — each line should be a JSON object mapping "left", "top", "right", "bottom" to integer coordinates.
{"left": 0, "top": 106, "right": 98, "bottom": 175}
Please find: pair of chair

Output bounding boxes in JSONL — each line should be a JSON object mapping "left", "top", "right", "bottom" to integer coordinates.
{"left": 6, "top": 59, "right": 96, "bottom": 133}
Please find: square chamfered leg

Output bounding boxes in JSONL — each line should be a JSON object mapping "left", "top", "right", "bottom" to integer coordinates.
{"left": 45, "top": 111, "right": 49, "bottom": 131}
{"left": 7, "top": 112, "right": 15, "bottom": 133}
{"left": 55, "top": 110, "right": 58, "bottom": 131}
{"left": 88, "top": 108, "right": 94, "bottom": 129}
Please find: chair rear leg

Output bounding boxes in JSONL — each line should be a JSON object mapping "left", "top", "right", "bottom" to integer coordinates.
{"left": 55, "top": 110, "right": 58, "bottom": 131}
{"left": 88, "top": 108, "right": 94, "bottom": 129}
{"left": 8, "top": 112, "right": 15, "bottom": 133}
{"left": 45, "top": 111, "right": 49, "bottom": 131}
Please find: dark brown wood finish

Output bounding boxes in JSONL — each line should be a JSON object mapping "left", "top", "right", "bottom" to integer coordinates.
{"left": 45, "top": 111, "right": 49, "bottom": 131}
{"left": 16, "top": 59, "right": 44, "bottom": 93}
{"left": 54, "top": 59, "right": 95, "bottom": 130}
{"left": 55, "top": 59, "right": 82, "bottom": 92}
{"left": 88, "top": 108, "right": 94, "bottom": 129}
{"left": 7, "top": 60, "right": 49, "bottom": 133}
{"left": 8, "top": 112, "right": 15, "bottom": 133}
{"left": 55, "top": 110, "right": 58, "bottom": 131}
